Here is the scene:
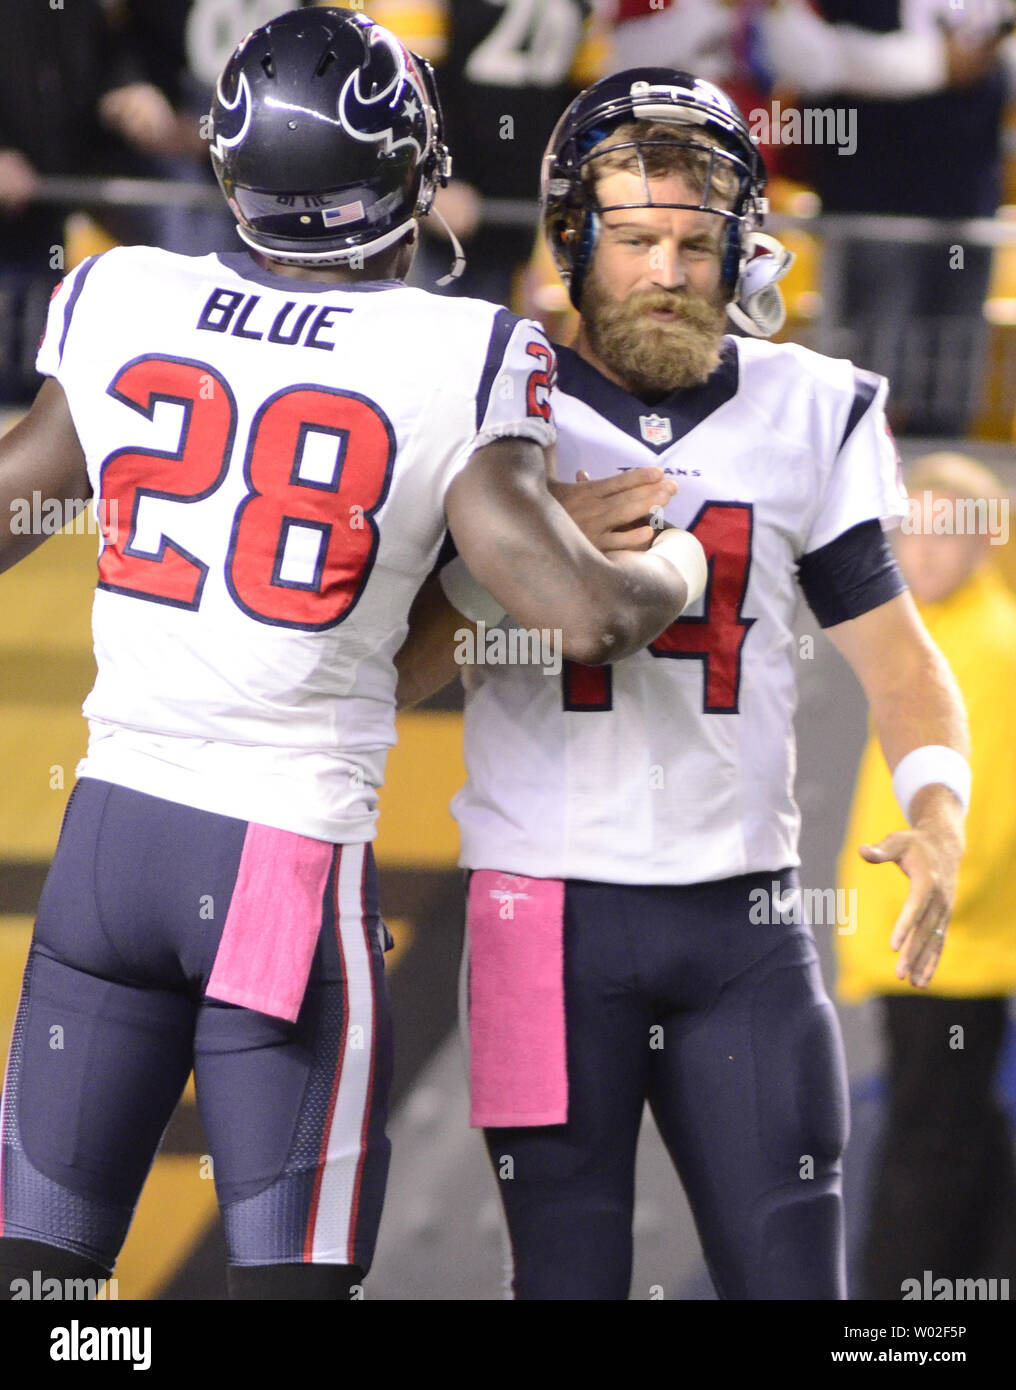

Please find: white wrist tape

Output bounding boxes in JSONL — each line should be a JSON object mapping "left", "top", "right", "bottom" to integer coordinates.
{"left": 892, "top": 745, "right": 971, "bottom": 823}
{"left": 651, "top": 528, "right": 709, "bottom": 610}
{"left": 438, "top": 555, "right": 506, "bottom": 627}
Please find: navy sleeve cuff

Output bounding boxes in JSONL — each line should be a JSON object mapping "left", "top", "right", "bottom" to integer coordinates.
{"left": 797, "top": 519, "right": 907, "bottom": 629}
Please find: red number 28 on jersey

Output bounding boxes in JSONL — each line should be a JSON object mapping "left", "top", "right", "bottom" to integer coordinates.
{"left": 97, "top": 355, "right": 395, "bottom": 630}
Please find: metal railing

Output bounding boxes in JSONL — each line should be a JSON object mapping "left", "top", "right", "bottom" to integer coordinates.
{"left": 33, "top": 176, "right": 543, "bottom": 229}
{"left": 22, "top": 177, "right": 1016, "bottom": 435}
{"left": 31, "top": 174, "right": 1016, "bottom": 242}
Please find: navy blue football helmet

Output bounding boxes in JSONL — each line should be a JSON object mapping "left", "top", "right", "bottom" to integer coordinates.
{"left": 209, "top": 8, "right": 451, "bottom": 265}
{"left": 541, "top": 69, "right": 790, "bottom": 334}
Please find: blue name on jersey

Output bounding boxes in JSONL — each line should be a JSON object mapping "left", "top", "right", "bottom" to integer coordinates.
{"left": 196, "top": 288, "right": 351, "bottom": 351}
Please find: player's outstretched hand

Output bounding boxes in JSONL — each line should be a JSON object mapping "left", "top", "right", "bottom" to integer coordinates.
{"left": 858, "top": 789, "right": 964, "bottom": 988}
{"left": 548, "top": 466, "right": 677, "bottom": 553}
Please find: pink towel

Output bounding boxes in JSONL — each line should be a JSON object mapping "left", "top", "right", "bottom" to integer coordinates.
{"left": 206, "top": 823, "right": 334, "bottom": 1022}
{"left": 468, "top": 870, "right": 568, "bottom": 1127}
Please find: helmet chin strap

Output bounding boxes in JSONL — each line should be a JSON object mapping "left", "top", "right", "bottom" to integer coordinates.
{"left": 429, "top": 203, "right": 467, "bottom": 287}
{"left": 727, "top": 231, "right": 795, "bottom": 338}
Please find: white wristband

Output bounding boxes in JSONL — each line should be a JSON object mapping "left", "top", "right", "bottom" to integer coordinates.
{"left": 891, "top": 745, "right": 971, "bottom": 823}
{"left": 651, "top": 528, "right": 709, "bottom": 610}
{"left": 438, "top": 555, "right": 506, "bottom": 628}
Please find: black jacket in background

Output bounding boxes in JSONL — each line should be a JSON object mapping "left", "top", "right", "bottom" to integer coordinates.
{"left": 811, "top": 0, "right": 1005, "bottom": 218}
{"left": 0, "top": 0, "right": 140, "bottom": 260}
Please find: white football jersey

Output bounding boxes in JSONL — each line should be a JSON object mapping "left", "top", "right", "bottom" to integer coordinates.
{"left": 452, "top": 336, "right": 908, "bottom": 885}
{"left": 38, "top": 246, "right": 555, "bottom": 842}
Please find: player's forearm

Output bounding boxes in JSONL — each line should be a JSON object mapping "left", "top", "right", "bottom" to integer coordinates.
{"left": 865, "top": 634, "right": 970, "bottom": 776}
{"left": 588, "top": 547, "right": 690, "bottom": 663}
{"left": 829, "top": 594, "right": 970, "bottom": 778}
{"left": 394, "top": 573, "right": 466, "bottom": 708}
{"left": 0, "top": 430, "right": 72, "bottom": 572}
{"left": 465, "top": 537, "right": 687, "bottom": 666}
{"left": 446, "top": 440, "right": 689, "bottom": 665}
{"left": 1, "top": 417, "right": 41, "bottom": 570}
{"left": 866, "top": 636, "right": 970, "bottom": 849}
{"left": 0, "top": 379, "right": 90, "bottom": 573}
{"left": 401, "top": 543, "right": 691, "bottom": 699}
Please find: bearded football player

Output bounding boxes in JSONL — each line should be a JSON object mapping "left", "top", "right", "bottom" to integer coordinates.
{"left": 396, "top": 70, "right": 970, "bottom": 1299}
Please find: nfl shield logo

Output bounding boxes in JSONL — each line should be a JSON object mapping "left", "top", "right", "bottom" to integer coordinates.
{"left": 639, "top": 414, "right": 672, "bottom": 446}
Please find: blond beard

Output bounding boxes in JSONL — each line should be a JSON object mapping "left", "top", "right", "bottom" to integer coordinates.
{"left": 580, "top": 268, "right": 728, "bottom": 398}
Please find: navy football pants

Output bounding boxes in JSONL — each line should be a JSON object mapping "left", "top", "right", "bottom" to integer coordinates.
{"left": 0, "top": 779, "right": 392, "bottom": 1276}
{"left": 482, "top": 871, "right": 849, "bottom": 1299}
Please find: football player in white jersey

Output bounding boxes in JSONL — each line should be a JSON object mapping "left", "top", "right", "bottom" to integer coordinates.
{"left": 395, "top": 70, "right": 971, "bottom": 1299}
{"left": 0, "top": 15, "right": 702, "bottom": 1302}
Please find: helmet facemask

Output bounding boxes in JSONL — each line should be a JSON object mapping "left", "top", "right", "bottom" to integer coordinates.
{"left": 580, "top": 127, "right": 756, "bottom": 296}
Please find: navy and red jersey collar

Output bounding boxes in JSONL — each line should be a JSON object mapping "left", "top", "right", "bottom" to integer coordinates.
{"left": 554, "top": 337, "right": 740, "bottom": 452}
{"left": 215, "top": 251, "right": 406, "bottom": 295}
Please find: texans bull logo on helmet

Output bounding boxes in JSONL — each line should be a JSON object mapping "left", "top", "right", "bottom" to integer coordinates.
{"left": 337, "top": 25, "right": 433, "bottom": 165}
{"left": 209, "top": 69, "right": 253, "bottom": 164}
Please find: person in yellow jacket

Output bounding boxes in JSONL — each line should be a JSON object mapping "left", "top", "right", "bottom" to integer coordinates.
{"left": 837, "top": 451, "right": 1016, "bottom": 1300}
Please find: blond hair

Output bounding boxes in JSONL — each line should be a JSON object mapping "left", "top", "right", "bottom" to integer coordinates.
{"left": 905, "top": 452, "right": 1008, "bottom": 504}
{"left": 906, "top": 452, "right": 1016, "bottom": 595}
{"left": 584, "top": 121, "right": 741, "bottom": 207}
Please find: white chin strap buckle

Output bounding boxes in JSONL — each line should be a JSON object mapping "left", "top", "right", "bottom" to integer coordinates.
{"left": 727, "top": 232, "right": 795, "bottom": 339}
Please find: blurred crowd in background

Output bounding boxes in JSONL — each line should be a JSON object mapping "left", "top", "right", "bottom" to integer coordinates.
{"left": 3, "top": 0, "right": 1016, "bottom": 434}
{"left": 3, "top": 0, "right": 1016, "bottom": 1301}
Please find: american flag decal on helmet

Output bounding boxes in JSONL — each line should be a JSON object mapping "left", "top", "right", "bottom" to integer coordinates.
{"left": 323, "top": 201, "right": 366, "bottom": 228}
